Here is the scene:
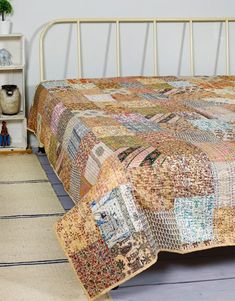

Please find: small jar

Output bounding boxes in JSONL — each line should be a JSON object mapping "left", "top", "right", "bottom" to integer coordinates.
{"left": 0, "top": 85, "right": 21, "bottom": 115}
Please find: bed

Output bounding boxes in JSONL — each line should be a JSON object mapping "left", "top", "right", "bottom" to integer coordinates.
{"left": 28, "top": 18, "right": 235, "bottom": 301}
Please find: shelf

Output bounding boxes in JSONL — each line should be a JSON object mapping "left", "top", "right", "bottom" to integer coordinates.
{"left": 0, "top": 65, "right": 24, "bottom": 71}
{"left": 0, "top": 118, "right": 27, "bottom": 151}
{"left": 0, "top": 33, "right": 23, "bottom": 38}
{"left": 0, "top": 35, "right": 24, "bottom": 65}
{"left": 0, "top": 69, "right": 25, "bottom": 113}
{"left": 0, "top": 34, "right": 26, "bottom": 152}
{"left": 0, "top": 112, "right": 25, "bottom": 120}
{"left": 0, "top": 144, "right": 25, "bottom": 150}
{"left": 0, "top": 148, "right": 32, "bottom": 154}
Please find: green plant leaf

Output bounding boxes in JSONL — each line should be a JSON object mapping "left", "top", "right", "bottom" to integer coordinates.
{"left": 0, "top": 0, "right": 13, "bottom": 21}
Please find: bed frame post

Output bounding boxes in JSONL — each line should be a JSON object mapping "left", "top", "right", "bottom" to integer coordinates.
{"left": 39, "top": 27, "right": 45, "bottom": 82}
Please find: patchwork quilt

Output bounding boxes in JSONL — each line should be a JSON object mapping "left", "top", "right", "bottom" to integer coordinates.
{"left": 28, "top": 76, "right": 235, "bottom": 300}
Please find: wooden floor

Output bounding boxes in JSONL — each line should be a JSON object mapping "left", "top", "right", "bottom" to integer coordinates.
{"left": 38, "top": 152, "right": 235, "bottom": 301}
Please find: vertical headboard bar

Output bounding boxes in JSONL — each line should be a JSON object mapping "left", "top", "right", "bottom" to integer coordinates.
{"left": 39, "top": 18, "right": 235, "bottom": 82}
{"left": 225, "top": 19, "right": 230, "bottom": 75}
{"left": 153, "top": 20, "right": 158, "bottom": 76}
{"left": 189, "top": 20, "right": 195, "bottom": 76}
{"left": 39, "top": 24, "right": 46, "bottom": 82}
{"left": 77, "top": 20, "right": 82, "bottom": 78}
{"left": 116, "top": 20, "right": 121, "bottom": 77}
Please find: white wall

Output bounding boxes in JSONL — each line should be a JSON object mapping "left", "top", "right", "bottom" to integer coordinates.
{"left": 9, "top": 0, "right": 235, "bottom": 145}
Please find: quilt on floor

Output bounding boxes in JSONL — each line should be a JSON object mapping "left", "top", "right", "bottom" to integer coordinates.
{"left": 28, "top": 76, "right": 235, "bottom": 300}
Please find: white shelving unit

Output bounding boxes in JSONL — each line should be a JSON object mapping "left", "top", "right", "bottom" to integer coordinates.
{"left": 0, "top": 34, "right": 28, "bottom": 152}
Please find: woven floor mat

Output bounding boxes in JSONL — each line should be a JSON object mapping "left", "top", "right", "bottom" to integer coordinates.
{"left": 0, "top": 216, "right": 66, "bottom": 262}
{"left": 0, "top": 154, "right": 47, "bottom": 182}
{"left": 0, "top": 262, "right": 111, "bottom": 301}
{"left": 0, "top": 182, "right": 64, "bottom": 216}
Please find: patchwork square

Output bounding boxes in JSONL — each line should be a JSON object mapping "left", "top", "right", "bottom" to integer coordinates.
{"left": 68, "top": 82, "right": 97, "bottom": 90}
{"left": 145, "top": 210, "right": 181, "bottom": 250}
{"left": 167, "top": 81, "right": 195, "bottom": 88}
{"left": 116, "top": 146, "right": 161, "bottom": 168}
{"left": 36, "top": 113, "right": 42, "bottom": 137}
{"left": 175, "top": 131, "right": 220, "bottom": 143}
{"left": 189, "top": 119, "right": 235, "bottom": 141}
{"left": 174, "top": 195, "right": 215, "bottom": 244}
{"left": 84, "top": 142, "right": 114, "bottom": 185}
{"left": 42, "top": 80, "right": 70, "bottom": 89}
{"left": 90, "top": 185, "right": 143, "bottom": 248}
{"left": 113, "top": 113, "right": 162, "bottom": 132}
{"left": 103, "top": 87, "right": 131, "bottom": 95}
{"left": 194, "top": 142, "right": 235, "bottom": 162}
{"left": 132, "top": 105, "right": 169, "bottom": 118}
{"left": 190, "top": 119, "right": 232, "bottom": 132}
{"left": 67, "top": 121, "right": 90, "bottom": 160}
{"left": 72, "top": 109, "right": 108, "bottom": 118}
{"left": 95, "top": 81, "right": 121, "bottom": 90}
{"left": 147, "top": 82, "right": 173, "bottom": 91}
{"left": 100, "top": 135, "right": 150, "bottom": 150}
{"left": 85, "top": 94, "right": 115, "bottom": 102}
{"left": 120, "top": 81, "right": 144, "bottom": 89}
{"left": 213, "top": 208, "right": 235, "bottom": 244}
{"left": 56, "top": 109, "right": 74, "bottom": 143}
{"left": 123, "top": 121, "right": 162, "bottom": 133}
{"left": 211, "top": 161, "right": 235, "bottom": 207}
{"left": 202, "top": 106, "right": 235, "bottom": 123}
{"left": 138, "top": 93, "right": 169, "bottom": 101}
{"left": 70, "top": 240, "right": 123, "bottom": 298}
{"left": 92, "top": 125, "right": 134, "bottom": 138}
{"left": 50, "top": 102, "right": 66, "bottom": 134}
{"left": 81, "top": 116, "right": 120, "bottom": 128}
{"left": 120, "top": 100, "right": 156, "bottom": 108}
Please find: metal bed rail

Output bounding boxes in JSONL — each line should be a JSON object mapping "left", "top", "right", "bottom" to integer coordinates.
{"left": 39, "top": 18, "right": 235, "bottom": 81}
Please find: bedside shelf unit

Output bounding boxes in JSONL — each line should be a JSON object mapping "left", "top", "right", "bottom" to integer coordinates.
{"left": 0, "top": 34, "right": 27, "bottom": 152}
{"left": 0, "top": 65, "right": 24, "bottom": 70}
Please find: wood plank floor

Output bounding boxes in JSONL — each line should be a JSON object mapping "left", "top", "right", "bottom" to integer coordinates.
{"left": 38, "top": 152, "right": 235, "bottom": 301}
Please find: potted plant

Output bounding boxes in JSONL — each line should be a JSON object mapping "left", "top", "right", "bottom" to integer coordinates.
{"left": 0, "top": 0, "right": 13, "bottom": 34}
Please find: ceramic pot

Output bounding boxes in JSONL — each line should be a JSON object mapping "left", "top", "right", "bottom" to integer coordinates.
{"left": 0, "top": 21, "right": 12, "bottom": 34}
{"left": 0, "top": 85, "right": 21, "bottom": 115}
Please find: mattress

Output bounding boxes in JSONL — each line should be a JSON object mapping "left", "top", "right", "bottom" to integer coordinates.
{"left": 28, "top": 76, "right": 235, "bottom": 300}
